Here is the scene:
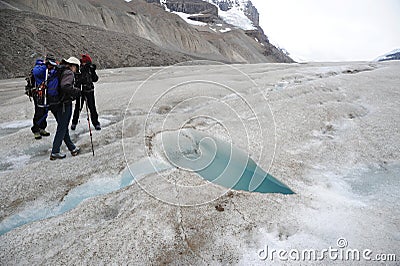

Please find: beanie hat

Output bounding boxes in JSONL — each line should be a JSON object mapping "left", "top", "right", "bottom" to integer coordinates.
{"left": 45, "top": 56, "right": 57, "bottom": 66}
{"left": 81, "top": 54, "right": 92, "bottom": 64}
{"left": 35, "top": 59, "right": 44, "bottom": 65}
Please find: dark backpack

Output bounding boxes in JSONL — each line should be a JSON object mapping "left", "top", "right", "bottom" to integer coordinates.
{"left": 56, "top": 65, "right": 81, "bottom": 103}
{"left": 24, "top": 70, "right": 35, "bottom": 98}
{"left": 25, "top": 59, "right": 44, "bottom": 98}
{"left": 79, "top": 63, "right": 98, "bottom": 91}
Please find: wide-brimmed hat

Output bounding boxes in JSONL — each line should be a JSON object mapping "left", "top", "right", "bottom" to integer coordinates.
{"left": 63, "top": 56, "right": 81, "bottom": 67}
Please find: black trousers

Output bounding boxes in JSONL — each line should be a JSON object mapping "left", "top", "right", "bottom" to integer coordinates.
{"left": 72, "top": 91, "right": 99, "bottom": 127}
{"left": 31, "top": 97, "right": 47, "bottom": 133}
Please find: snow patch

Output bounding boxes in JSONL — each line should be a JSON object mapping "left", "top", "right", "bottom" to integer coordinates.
{"left": 172, "top": 12, "right": 208, "bottom": 26}
{"left": 219, "top": 7, "right": 256, "bottom": 30}
{"left": 164, "top": 0, "right": 256, "bottom": 30}
{"left": 160, "top": 0, "right": 170, "bottom": 11}
{"left": 205, "top": 0, "right": 256, "bottom": 30}
{"left": 219, "top": 27, "right": 231, "bottom": 33}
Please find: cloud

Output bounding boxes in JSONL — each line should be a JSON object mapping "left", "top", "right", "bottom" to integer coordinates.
{"left": 251, "top": 0, "right": 400, "bottom": 61}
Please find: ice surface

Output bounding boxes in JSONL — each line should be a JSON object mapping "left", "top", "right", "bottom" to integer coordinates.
{"left": 0, "top": 154, "right": 31, "bottom": 172}
{"left": 345, "top": 163, "right": 400, "bottom": 205}
{"left": 0, "top": 119, "right": 31, "bottom": 138}
{"left": 0, "top": 176, "right": 120, "bottom": 235}
{"left": 0, "top": 62, "right": 399, "bottom": 264}
{"left": 0, "top": 120, "right": 31, "bottom": 129}
{"left": 0, "top": 199, "right": 57, "bottom": 236}
{"left": 120, "top": 157, "right": 173, "bottom": 187}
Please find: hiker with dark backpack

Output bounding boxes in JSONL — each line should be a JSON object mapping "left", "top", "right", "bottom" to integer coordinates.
{"left": 49, "top": 57, "right": 82, "bottom": 160}
{"left": 71, "top": 53, "right": 100, "bottom": 130}
{"left": 29, "top": 57, "right": 57, "bottom": 139}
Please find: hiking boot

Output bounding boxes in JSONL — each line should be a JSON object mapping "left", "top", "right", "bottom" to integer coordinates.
{"left": 34, "top": 132, "right": 42, "bottom": 140}
{"left": 95, "top": 124, "right": 101, "bottom": 131}
{"left": 50, "top": 153, "right": 66, "bottom": 160}
{"left": 39, "top": 129, "right": 50, "bottom": 137}
{"left": 71, "top": 124, "right": 77, "bottom": 130}
{"left": 71, "top": 147, "right": 80, "bottom": 156}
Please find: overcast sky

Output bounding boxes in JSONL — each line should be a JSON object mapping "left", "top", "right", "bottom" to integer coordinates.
{"left": 250, "top": 0, "right": 400, "bottom": 62}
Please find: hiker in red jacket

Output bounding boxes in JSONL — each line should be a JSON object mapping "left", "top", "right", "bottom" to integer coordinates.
{"left": 71, "top": 53, "right": 101, "bottom": 131}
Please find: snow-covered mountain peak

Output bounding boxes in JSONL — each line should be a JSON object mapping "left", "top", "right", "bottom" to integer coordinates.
{"left": 374, "top": 48, "right": 400, "bottom": 62}
{"left": 204, "top": 0, "right": 258, "bottom": 30}
{"left": 159, "top": 0, "right": 259, "bottom": 30}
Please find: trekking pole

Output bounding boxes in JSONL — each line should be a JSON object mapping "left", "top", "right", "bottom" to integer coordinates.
{"left": 85, "top": 95, "right": 95, "bottom": 156}
{"left": 44, "top": 67, "right": 48, "bottom": 107}
{"left": 39, "top": 57, "right": 50, "bottom": 124}
{"left": 43, "top": 53, "right": 48, "bottom": 108}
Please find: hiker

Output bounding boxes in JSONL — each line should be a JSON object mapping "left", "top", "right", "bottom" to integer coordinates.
{"left": 49, "top": 57, "right": 82, "bottom": 160}
{"left": 71, "top": 53, "right": 100, "bottom": 130}
{"left": 30, "top": 57, "right": 57, "bottom": 139}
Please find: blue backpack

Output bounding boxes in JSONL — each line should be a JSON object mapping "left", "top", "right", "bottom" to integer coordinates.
{"left": 32, "top": 62, "right": 60, "bottom": 106}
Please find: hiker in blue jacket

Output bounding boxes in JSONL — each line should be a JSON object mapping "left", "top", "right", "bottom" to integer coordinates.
{"left": 30, "top": 57, "right": 57, "bottom": 139}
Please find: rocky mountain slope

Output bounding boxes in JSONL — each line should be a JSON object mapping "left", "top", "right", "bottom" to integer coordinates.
{"left": 0, "top": 0, "right": 293, "bottom": 78}
{"left": 0, "top": 8, "right": 191, "bottom": 79}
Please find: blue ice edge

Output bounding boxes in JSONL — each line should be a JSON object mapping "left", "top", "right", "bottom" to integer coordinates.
{"left": 162, "top": 129, "right": 294, "bottom": 195}
{"left": 0, "top": 130, "right": 293, "bottom": 235}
